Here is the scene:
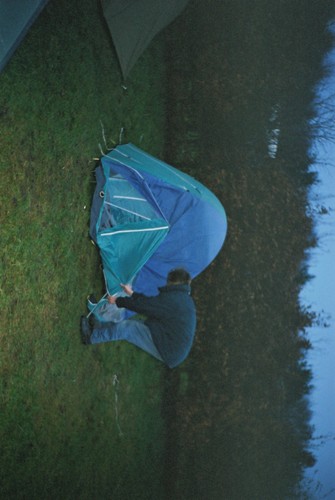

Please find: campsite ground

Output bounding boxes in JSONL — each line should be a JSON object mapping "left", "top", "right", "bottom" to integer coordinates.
{"left": 1, "top": 0, "right": 334, "bottom": 499}
{"left": 0, "top": 1, "right": 167, "bottom": 498}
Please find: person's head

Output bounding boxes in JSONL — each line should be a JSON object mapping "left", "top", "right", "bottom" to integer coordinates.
{"left": 167, "top": 268, "right": 191, "bottom": 286}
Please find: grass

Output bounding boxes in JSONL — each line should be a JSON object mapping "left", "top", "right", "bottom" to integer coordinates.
{"left": 0, "top": 1, "right": 167, "bottom": 497}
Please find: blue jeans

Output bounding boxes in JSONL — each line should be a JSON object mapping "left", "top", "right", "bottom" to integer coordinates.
{"left": 90, "top": 319, "right": 164, "bottom": 363}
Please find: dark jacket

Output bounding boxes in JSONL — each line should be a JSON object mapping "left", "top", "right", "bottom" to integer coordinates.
{"left": 116, "top": 284, "right": 196, "bottom": 368}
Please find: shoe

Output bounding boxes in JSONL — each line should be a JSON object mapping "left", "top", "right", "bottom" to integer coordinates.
{"left": 80, "top": 315, "right": 92, "bottom": 344}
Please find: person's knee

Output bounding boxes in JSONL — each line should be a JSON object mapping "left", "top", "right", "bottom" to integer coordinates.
{"left": 114, "top": 319, "right": 133, "bottom": 339}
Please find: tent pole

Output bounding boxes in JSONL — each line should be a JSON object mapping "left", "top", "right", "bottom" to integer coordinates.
{"left": 86, "top": 292, "right": 108, "bottom": 319}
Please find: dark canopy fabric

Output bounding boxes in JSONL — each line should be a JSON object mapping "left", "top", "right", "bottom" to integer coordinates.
{"left": 0, "top": 0, "right": 188, "bottom": 77}
{"left": 101, "top": 0, "right": 189, "bottom": 79}
{"left": 0, "top": 0, "right": 49, "bottom": 72}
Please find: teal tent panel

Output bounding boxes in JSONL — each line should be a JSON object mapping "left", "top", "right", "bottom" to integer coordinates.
{"left": 105, "top": 143, "right": 225, "bottom": 213}
{"left": 97, "top": 163, "right": 166, "bottom": 231}
{"left": 97, "top": 219, "right": 169, "bottom": 294}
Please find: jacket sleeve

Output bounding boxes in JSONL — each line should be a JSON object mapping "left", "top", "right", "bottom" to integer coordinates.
{"left": 116, "top": 292, "right": 160, "bottom": 317}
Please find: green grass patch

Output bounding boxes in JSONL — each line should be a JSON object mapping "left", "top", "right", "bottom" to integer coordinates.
{"left": 0, "top": 1, "right": 166, "bottom": 497}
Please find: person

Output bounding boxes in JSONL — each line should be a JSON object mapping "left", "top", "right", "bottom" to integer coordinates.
{"left": 80, "top": 268, "right": 196, "bottom": 368}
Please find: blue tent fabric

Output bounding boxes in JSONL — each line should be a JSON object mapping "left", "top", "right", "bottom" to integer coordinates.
{"left": 90, "top": 143, "right": 227, "bottom": 303}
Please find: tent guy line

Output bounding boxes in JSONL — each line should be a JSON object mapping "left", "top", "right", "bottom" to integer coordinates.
{"left": 112, "top": 196, "right": 147, "bottom": 201}
{"left": 100, "top": 226, "right": 170, "bottom": 238}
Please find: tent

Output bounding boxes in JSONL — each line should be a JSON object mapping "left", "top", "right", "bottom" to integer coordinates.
{"left": 89, "top": 143, "right": 227, "bottom": 311}
{"left": 0, "top": 0, "right": 188, "bottom": 77}
{"left": 0, "top": 0, "right": 49, "bottom": 72}
{"left": 101, "top": 0, "right": 189, "bottom": 79}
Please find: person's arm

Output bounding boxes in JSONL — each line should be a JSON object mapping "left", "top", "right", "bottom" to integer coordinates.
{"left": 110, "top": 285, "right": 160, "bottom": 317}
{"left": 107, "top": 284, "right": 133, "bottom": 304}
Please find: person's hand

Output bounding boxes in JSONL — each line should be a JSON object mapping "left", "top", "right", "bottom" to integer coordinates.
{"left": 107, "top": 295, "right": 117, "bottom": 304}
{"left": 120, "top": 283, "right": 133, "bottom": 296}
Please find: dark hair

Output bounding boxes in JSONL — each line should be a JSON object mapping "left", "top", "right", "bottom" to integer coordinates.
{"left": 167, "top": 268, "right": 191, "bottom": 285}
